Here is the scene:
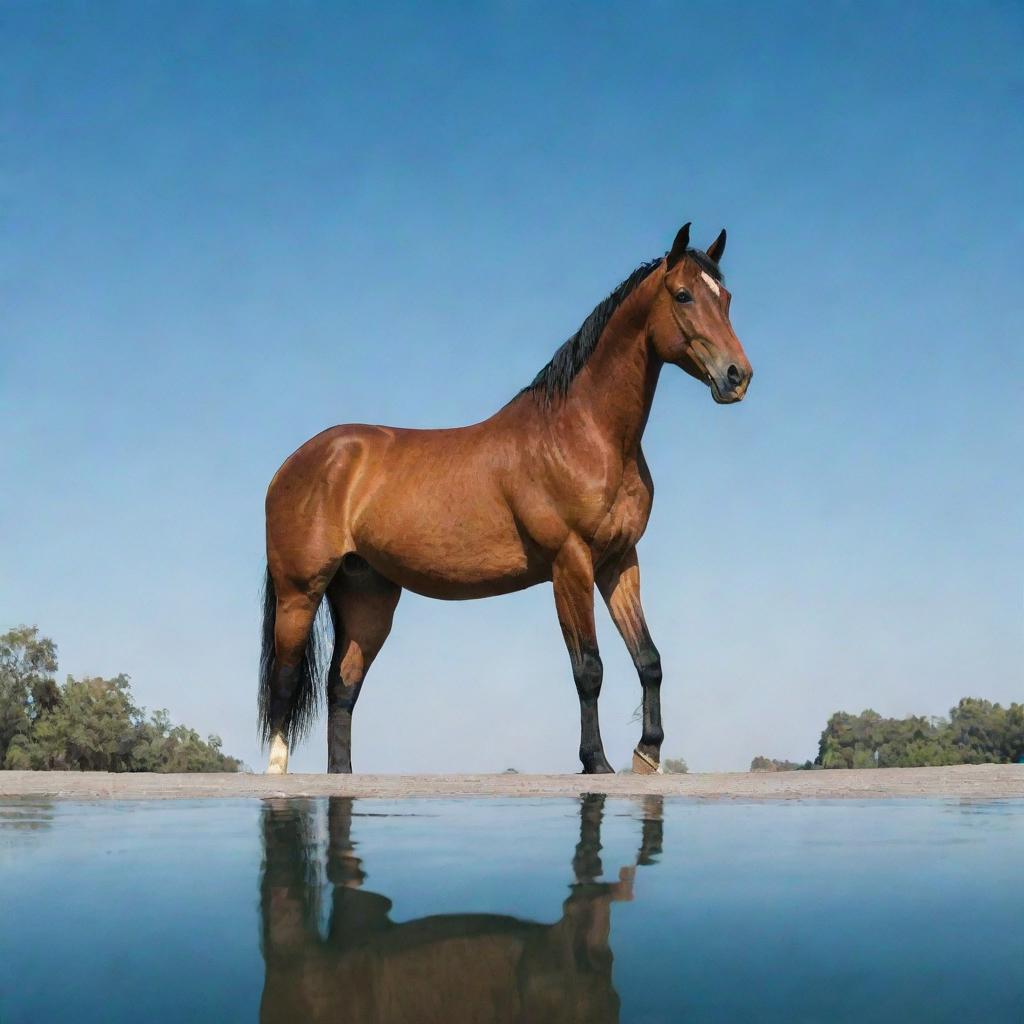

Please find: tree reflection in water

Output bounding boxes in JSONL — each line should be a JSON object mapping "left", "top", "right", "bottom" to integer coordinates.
{"left": 259, "top": 794, "right": 663, "bottom": 1024}
{"left": 0, "top": 799, "right": 54, "bottom": 833}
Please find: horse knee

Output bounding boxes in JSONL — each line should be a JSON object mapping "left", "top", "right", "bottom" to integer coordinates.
{"left": 643, "top": 718, "right": 665, "bottom": 748}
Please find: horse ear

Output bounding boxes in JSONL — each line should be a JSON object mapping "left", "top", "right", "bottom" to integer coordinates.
{"left": 666, "top": 222, "right": 691, "bottom": 269}
{"left": 706, "top": 228, "right": 727, "bottom": 264}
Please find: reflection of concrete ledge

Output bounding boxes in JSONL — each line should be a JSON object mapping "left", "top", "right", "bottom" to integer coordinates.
{"left": 2, "top": 764, "right": 1023, "bottom": 800}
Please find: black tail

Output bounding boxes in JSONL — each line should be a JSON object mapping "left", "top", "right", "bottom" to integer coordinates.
{"left": 258, "top": 566, "right": 331, "bottom": 746}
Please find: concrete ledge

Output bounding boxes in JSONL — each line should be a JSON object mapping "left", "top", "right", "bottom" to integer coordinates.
{"left": 2, "top": 764, "right": 1023, "bottom": 800}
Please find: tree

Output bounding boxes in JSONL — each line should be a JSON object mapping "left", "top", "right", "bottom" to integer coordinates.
{"left": 814, "top": 700, "right": 1024, "bottom": 769}
{"left": 750, "top": 756, "right": 809, "bottom": 772}
{"left": 662, "top": 756, "right": 688, "bottom": 774}
{"left": 1, "top": 625, "right": 242, "bottom": 772}
{"left": 0, "top": 626, "right": 59, "bottom": 766}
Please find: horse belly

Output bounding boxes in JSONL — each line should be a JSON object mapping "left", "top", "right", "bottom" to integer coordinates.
{"left": 352, "top": 479, "right": 542, "bottom": 600}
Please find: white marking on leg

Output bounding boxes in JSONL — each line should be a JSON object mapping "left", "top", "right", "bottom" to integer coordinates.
{"left": 700, "top": 270, "right": 721, "bottom": 296}
{"left": 266, "top": 731, "right": 289, "bottom": 775}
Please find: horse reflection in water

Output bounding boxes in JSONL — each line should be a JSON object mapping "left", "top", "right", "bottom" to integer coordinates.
{"left": 259, "top": 795, "right": 663, "bottom": 1023}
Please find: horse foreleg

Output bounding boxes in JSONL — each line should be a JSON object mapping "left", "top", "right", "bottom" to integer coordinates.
{"left": 598, "top": 548, "right": 664, "bottom": 774}
{"left": 553, "top": 535, "right": 613, "bottom": 774}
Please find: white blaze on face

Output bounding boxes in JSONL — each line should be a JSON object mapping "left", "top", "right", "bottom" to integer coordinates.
{"left": 700, "top": 270, "right": 721, "bottom": 297}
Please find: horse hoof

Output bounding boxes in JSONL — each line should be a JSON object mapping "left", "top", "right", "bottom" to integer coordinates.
{"left": 632, "top": 748, "right": 661, "bottom": 775}
{"left": 265, "top": 763, "right": 287, "bottom": 775}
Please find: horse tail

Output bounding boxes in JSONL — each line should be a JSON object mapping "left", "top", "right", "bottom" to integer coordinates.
{"left": 258, "top": 565, "right": 330, "bottom": 745}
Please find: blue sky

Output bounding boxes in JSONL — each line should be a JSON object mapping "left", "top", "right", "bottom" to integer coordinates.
{"left": 2, "top": 2, "right": 1022, "bottom": 772}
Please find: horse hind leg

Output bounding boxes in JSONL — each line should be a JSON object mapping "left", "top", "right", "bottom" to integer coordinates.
{"left": 325, "top": 556, "right": 401, "bottom": 774}
{"left": 261, "top": 568, "right": 336, "bottom": 775}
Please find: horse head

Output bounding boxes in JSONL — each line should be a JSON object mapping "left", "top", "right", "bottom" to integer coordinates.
{"left": 649, "top": 222, "right": 753, "bottom": 404}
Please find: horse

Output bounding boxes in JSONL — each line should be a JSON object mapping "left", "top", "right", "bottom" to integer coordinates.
{"left": 259, "top": 221, "right": 752, "bottom": 774}
{"left": 258, "top": 794, "right": 664, "bottom": 1023}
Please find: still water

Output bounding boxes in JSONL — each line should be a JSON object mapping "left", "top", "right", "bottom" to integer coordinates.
{"left": 1, "top": 796, "right": 1022, "bottom": 1023}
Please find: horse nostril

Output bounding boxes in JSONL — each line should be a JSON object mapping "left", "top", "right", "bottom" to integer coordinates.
{"left": 727, "top": 364, "right": 742, "bottom": 387}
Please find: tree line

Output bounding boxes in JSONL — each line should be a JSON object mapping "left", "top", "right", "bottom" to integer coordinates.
{"left": 751, "top": 699, "right": 1024, "bottom": 771}
{"left": 0, "top": 626, "right": 242, "bottom": 772}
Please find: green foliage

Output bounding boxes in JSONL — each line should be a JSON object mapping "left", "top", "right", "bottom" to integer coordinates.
{"left": 0, "top": 625, "right": 59, "bottom": 766}
{"left": 1, "top": 626, "right": 241, "bottom": 773}
{"left": 816, "top": 699, "right": 1024, "bottom": 769}
{"left": 662, "top": 756, "right": 688, "bottom": 774}
{"left": 750, "top": 756, "right": 812, "bottom": 772}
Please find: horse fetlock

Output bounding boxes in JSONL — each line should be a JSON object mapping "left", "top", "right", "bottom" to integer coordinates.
{"left": 640, "top": 725, "right": 665, "bottom": 750}
{"left": 581, "top": 747, "right": 614, "bottom": 774}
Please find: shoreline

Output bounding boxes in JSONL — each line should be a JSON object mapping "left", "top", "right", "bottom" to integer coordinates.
{"left": 1, "top": 763, "right": 1022, "bottom": 801}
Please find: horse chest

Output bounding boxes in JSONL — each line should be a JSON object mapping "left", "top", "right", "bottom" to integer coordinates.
{"left": 585, "top": 473, "right": 652, "bottom": 556}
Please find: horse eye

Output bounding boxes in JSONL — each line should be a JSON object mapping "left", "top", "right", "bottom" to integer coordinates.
{"left": 674, "top": 290, "right": 693, "bottom": 304}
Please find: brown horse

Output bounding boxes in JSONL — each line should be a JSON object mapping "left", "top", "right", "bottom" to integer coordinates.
{"left": 259, "top": 794, "right": 664, "bottom": 1023}
{"left": 260, "top": 222, "right": 752, "bottom": 774}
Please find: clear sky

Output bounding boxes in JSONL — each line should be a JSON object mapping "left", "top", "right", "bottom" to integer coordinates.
{"left": 2, "top": 2, "right": 1022, "bottom": 773}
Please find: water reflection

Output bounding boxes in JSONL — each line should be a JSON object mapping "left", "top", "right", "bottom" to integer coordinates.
{"left": 0, "top": 799, "right": 54, "bottom": 833}
{"left": 259, "top": 795, "right": 663, "bottom": 1023}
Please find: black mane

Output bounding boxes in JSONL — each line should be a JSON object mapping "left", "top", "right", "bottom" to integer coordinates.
{"left": 519, "top": 249, "right": 723, "bottom": 404}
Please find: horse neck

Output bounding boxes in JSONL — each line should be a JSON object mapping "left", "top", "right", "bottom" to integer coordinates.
{"left": 558, "top": 271, "right": 663, "bottom": 455}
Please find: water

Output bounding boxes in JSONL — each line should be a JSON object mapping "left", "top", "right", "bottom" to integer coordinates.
{"left": 1, "top": 797, "right": 1022, "bottom": 1023}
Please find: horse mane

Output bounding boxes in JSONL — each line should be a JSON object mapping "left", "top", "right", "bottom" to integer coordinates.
{"left": 518, "top": 249, "right": 723, "bottom": 404}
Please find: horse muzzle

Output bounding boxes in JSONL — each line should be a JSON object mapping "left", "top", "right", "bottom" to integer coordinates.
{"left": 708, "top": 362, "right": 752, "bottom": 404}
